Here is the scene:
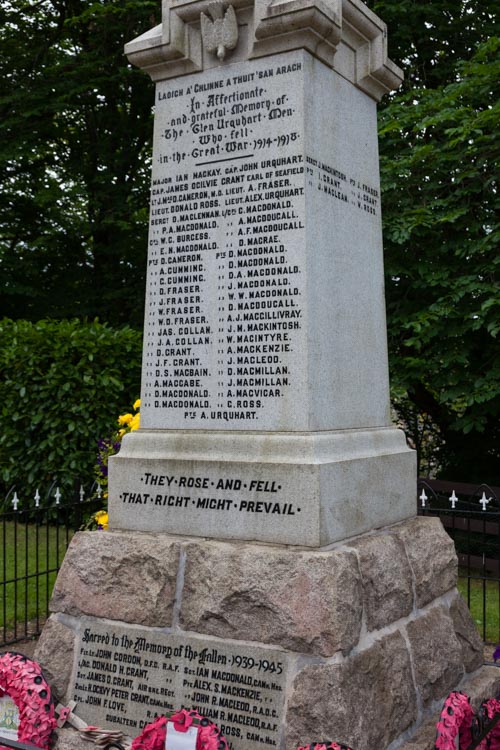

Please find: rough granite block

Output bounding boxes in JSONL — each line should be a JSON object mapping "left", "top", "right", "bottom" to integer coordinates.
{"left": 50, "top": 531, "right": 180, "bottom": 626}
{"left": 285, "top": 632, "right": 417, "bottom": 750}
{"left": 181, "top": 539, "right": 362, "bottom": 656}
{"left": 350, "top": 531, "right": 413, "bottom": 630}
{"left": 394, "top": 517, "right": 457, "bottom": 607}
{"left": 406, "top": 605, "right": 464, "bottom": 706}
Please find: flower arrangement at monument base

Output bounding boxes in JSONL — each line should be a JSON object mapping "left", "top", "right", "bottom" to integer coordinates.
{"left": 0, "top": 652, "right": 56, "bottom": 750}
{"left": 434, "top": 691, "right": 500, "bottom": 749}
{"left": 83, "top": 399, "right": 140, "bottom": 529}
{"left": 131, "top": 708, "right": 230, "bottom": 750}
{"left": 95, "top": 398, "right": 141, "bottom": 493}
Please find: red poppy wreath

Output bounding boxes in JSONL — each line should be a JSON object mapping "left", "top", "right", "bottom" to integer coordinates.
{"left": 434, "top": 691, "right": 500, "bottom": 750}
{"left": 0, "top": 652, "right": 56, "bottom": 750}
{"left": 131, "top": 709, "right": 230, "bottom": 750}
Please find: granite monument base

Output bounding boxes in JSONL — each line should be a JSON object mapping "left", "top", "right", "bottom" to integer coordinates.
{"left": 108, "top": 427, "right": 415, "bottom": 546}
{"left": 37, "top": 516, "right": 485, "bottom": 750}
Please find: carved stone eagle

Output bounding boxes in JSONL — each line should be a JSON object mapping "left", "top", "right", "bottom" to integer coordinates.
{"left": 200, "top": 1, "right": 238, "bottom": 61}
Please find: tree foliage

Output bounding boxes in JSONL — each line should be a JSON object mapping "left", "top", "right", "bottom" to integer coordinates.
{"left": 368, "top": 0, "right": 498, "bottom": 91}
{"left": 0, "top": 318, "right": 142, "bottom": 501}
{"left": 367, "top": 0, "right": 500, "bottom": 481}
{"left": 0, "top": 0, "right": 157, "bottom": 327}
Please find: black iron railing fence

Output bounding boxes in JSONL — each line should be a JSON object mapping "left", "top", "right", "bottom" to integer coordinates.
{"left": 2, "top": 479, "right": 500, "bottom": 647}
{"left": 418, "top": 478, "right": 500, "bottom": 643}
{"left": 0, "top": 482, "right": 103, "bottom": 647}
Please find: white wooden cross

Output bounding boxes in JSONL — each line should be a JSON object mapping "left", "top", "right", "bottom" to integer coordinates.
{"left": 449, "top": 490, "right": 458, "bottom": 509}
{"left": 54, "top": 486, "right": 61, "bottom": 505}
{"left": 12, "top": 492, "right": 19, "bottom": 511}
{"left": 419, "top": 489, "right": 428, "bottom": 508}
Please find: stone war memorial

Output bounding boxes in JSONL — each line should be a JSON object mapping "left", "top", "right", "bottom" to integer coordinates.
{"left": 35, "top": 0, "right": 496, "bottom": 748}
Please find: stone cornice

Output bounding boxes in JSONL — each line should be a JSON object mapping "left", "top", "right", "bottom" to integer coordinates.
{"left": 125, "top": 0, "right": 403, "bottom": 100}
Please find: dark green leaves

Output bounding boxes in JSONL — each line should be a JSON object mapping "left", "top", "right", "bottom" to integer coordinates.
{"left": 378, "top": 36, "right": 500, "bottom": 481}
{"left": 0, "top": 0, "right": 157, "bottom": 327}
{"left": 0, "top": 318, "right": 142, "bottom": 500}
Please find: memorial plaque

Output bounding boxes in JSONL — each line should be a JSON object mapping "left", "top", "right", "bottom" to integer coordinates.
{"left": 70, "top": 621, "right": 288, "bottom": 749}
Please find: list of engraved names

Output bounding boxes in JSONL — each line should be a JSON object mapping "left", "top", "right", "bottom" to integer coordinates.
{"left": 142, "top": 53, "right": 307, "bottom": 430}
{"left": 72, "top": 623, "right": 288, "bottom": 750}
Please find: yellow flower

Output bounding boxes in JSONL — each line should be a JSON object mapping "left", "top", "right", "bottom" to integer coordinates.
{"left": 118, "top": 413, "right": 133, "bottom": 426}
{"left": 133, "top": 398, "right": 141, "bottom": 411}
{"left": 94, "top": 510, "right": 109, "bottom": 530}
{"left": 130, "top": 413, "right": 140, "bottom": 431}
{"left": 118, "top": 428, "right": 126, "bottom": 437}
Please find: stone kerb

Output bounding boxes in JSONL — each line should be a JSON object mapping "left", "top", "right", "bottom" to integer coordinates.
{"left": 37, "top": 516, "right": 484, "bottom": 750}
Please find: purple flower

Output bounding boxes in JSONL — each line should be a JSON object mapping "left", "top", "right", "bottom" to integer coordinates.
{"left": 493, "top": 646, "right": 500, "bottom": 662}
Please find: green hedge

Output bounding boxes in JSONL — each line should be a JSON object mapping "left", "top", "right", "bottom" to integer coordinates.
{"left": 0, "top": 319, "right": 142, "bottom": 504}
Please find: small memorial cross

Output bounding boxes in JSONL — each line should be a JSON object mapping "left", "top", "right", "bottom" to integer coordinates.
{"left": 480, "top": 492, "right": 491, "bottom": 511}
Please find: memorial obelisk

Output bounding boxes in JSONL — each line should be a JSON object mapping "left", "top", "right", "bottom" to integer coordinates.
{"left": 36, "top": 2, "right": 489, "bottom": 749}
{"left": 108, "top": 0, "right": 416, "bottom": 545}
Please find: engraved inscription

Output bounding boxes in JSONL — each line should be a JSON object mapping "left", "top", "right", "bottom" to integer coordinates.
{"left": 71, "top": 623, "right": 288, "bottom": 750}
{"left": 304, "top": 156, "right": 380, "bottom": 215}
{"left": 143, "top": 52, "right": 378, "bottom": 433}
{"left": 142, "top": 54, "right": 307, "bottom": 431}
{"left": 121, "top": 469, "right": 300, "bottom": 516}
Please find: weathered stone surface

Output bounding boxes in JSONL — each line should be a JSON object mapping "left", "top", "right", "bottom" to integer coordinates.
{"left": 450, "top": 593, "right": 484, "bottom": 673}
{"left": 407, "top": 605, "right": 464, "bottom": 706}
{"left": 34, "top": 615, "right": 75, "bottom": 702}
{"left": 181, "top": 540, "right": 362, "bottom": 656}
{"left": 50, "top": 531, "right": 180, "bottom": 626}
{"left": 285, "top": 632, "right": 417, "bottom": 750}
{"left": 394, "top": 517, "right": 457, "bottom": 607}
{"left": 350, "top": 531, "right": 413, "bottom": 630}
{"left": 462, "top": 665, "right": 500, "bottom": 710}
{"left": 397, "top": 717, "right": 438, "bottom": 750}
{"left": 127, "top": 0, "right": 403, "bottom": 101}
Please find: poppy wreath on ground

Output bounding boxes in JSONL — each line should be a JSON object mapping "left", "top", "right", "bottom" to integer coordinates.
{"left": 297, "top": 742, "right": 355, "bottom": 750}
{"left": 435, "top": 691, "right": 500, "bottom": 750}
{"left": 477, "top": 698, "right": 500, "bottom": 749}
{"left": 131, "top": 709, "right": 230, "bottom": 750}
{"left": 435, "top": 691, "right": 474, "bottom": 750}
{"left": 0, "top": 651, "right": 56, "bottom": 750}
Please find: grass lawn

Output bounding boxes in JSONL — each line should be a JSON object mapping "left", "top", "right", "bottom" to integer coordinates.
{"left": 458, "top": 572, "right": 500, "bottom": 644}
{"left": 0, "top": 521, "right": 73, "bottom": 630}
